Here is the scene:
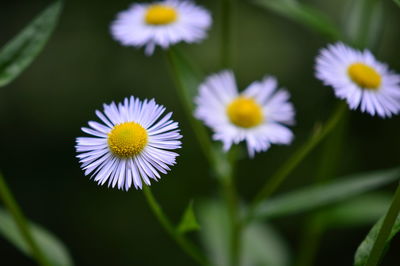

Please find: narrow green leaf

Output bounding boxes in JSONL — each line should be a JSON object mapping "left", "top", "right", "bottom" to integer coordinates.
{"left": 320, "top": 193, "right": 391, "bottom": 229}
{"left": 0, "top": 208, "right": 73, "bottom": 266}
{"left": 197, "top": 200, "right": 229, "bottom": 266}
{"left": 395, "top": 0, "right": 400, "bottom": 7}
{"left": 253, "top": 0, "right": 341, "bottom": 40}
{"left": 241, "top": 222, "right": 290, "bottom": 266}
{"left": 177, "top": 201, "right": 201, "bottom": 234}
{"left": 254, "top": 168, "right": 400, "bottom": 220}
{"left": 354, "top": 214, "right": 400, "bottom": 266}
{"left": 198, "top": 199, "right": 290, "bottom": 266}
{"left": 0, "top": 1, "right": 62, "bottom": 87}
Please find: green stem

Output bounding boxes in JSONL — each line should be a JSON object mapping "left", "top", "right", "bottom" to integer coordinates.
{"left": 248, "top": 102, "right": 347, "bottom": 219}
{"left": 219, "top": 0, "right": 241, "bottom": 264}
{"left": 295, "top": 215, "right": 326, "bottom": 266}
{"left": 365, "top": 182, "right": 400, "bottom": 266}
{"left": 220, "top": 0, "right": 233, "bottom": 68}
{"left": 295, "top": 110, "right": 348, "bottom": 266}
{"left": 143, "top": 186, "right": 209, "bottom": 266}
{"left": 356, "top": 0, "right": 379, "bottom": 48}
{"left": 165, "top": 49, "right": 214, "bottom": 167}
{"left": 219, "top": 150, "right": 241, "bottom": 266}
{"left": 0, "top": 172, "right": 50, "bottom": 266}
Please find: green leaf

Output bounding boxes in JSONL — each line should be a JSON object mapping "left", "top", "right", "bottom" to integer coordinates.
{"left": 253, "top": 0, "right": 341, "bottom": 40}
{"left": 254, "top": 168, "right": 400, "bottom": 220}
{"left": 320, "top": 193, "right": 391, "bottom": 229}
{"left": 394, "top": 0, "right": 400, "bottom": 8}
{"left": 0, "top": 208, "right": 73, "bottom": 266}
{"left": 241, "top": 222, "right": 290, "bottom": 266}
{"left": 0, "top": 1, "right": 62, "bottom": 87}
{"left": 354, "top": 214, "right": 400, "bottom": 266}
{"left": 177, "top": 201, "right": 201, "bottom": 234}
{"left": 197, "top": 199, "right": 290, "bottom": 266}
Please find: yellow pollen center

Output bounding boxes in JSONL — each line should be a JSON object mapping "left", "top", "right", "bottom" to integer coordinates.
{"left": 347, "top": 63, "right": 381, "bottom": 90}
{"left": 107, "top": 122, "right": 148, "bottom": 158}
{"left": 145, "top": 5, "right": 178, "bottom": 25}
{"left": 226, "top": 97, "right": 264, "bottom": 128}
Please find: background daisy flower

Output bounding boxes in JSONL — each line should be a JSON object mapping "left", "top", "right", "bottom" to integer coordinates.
{"left": 195, "top": 71, "right": 295, "bottom": 157}
{"left": 110, "top": 0, "right": 212, "bottom": 55}
{"left": 316, "top": 42, "right": 400, "bottom": 118}
{"left": 76, "top": 96, "right": 182, "bottom": 191}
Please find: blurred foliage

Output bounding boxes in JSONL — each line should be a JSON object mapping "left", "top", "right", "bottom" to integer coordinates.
{"left": 254, "top": 168, "right": 400, "bottom": 219}
{"left": 1, "top": 0, "right": 400, "bottom": 265}
{"left": 0, "top": 208, "right": 73, "bottom": 266}
{"left": 198, "top": 199, "right": 290, "bottom": 266}
{"left": 0, "top": 1, "right": 62, "bottom": 87}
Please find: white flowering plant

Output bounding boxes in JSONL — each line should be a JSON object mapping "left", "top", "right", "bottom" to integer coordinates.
{"left": 0, "top": 1, "right": 400, "bottom": 266}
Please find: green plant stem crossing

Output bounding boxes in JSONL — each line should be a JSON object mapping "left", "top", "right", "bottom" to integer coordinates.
{"left": 0, "top": 172, "right": 50, "bottom": 266}
{"left": 248, "top": 102, "right": 347, "bottom": 221}
{"left": 143, "top": 187, "right": 209, "bottom": 266}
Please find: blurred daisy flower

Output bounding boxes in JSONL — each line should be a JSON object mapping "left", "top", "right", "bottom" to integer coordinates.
{"left": 195, "top": 71, "right": 295, "bottom": 157}
{"left": 111, "top": 0, "right": 212, "bottom": 55}
{"left": 316, "top": 42, "right": 400, "bottom": 118}
{"left": 76, "top": 96, "right": 182, "bottom": 191}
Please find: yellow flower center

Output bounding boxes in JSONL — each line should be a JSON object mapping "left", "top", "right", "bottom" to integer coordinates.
{"left": 145, "top": 5, "right": 178, "bottom": 25}
{"left": 226, "top": 97, "right": 264, "bottom": 128}
{"left": 107, "top": 122, "right": 148, "bottom": 158}
{"left": 347, "top": 63, "right": 381, "bottom": 90}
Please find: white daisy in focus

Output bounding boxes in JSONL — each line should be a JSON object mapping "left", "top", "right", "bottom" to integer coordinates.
{"left": 316, "top": 42, "right": 400, "bottom": 118}
{"left": 195, "top": 71, "right": 295, "bottom": 157}
{"left": 110, "top": 0, "right": 212, "bottom": 55}
{"left": 76, "top": 96, "right": 182, "bottom": 191}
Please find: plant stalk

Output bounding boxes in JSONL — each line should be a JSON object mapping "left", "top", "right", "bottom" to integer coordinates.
{"left": 143, "top": 186, "right": 209, "bottom": 266}
{"left": 247, "top": 102, "right": 347, "bottom": 221}
{"left": 0, "top": 172, "right": 50, "bottom": 266}
{"left": 220, "top": 0, "right": 233, "bottom": 68}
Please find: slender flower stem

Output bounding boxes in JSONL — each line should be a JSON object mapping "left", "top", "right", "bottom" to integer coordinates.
{"left": 220, "top": 0, "right": 233, "bottom": 68}
{"left": 0, "top": 172, "right": 50, "bottom": 266}
{"left": 219, "top": 150, "right": 241, "bottom": 266}
{"left": 165, "top": 49, "right": 214, "bottom": 167}
{"left": 356, "top": 0, "right": 380, "bottom": 48}
{"left": 365, "top": 182, "right": 400, "bottom": 266}
{"left": 142, "top": 186, "right": 209, "bottom": 266}
{"left": 219, "top": 0, "right": 242, "bottom": 264}
{"left": 295, "top": 112, "right": 348, "bottom": 266}
{"left": 295, "top": 215, "right": 326, "bottom": 266}
{"left": 247, "top": 102, "right": 347, "bottom": 220}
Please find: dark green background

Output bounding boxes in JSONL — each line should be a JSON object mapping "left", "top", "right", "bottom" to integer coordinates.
{"left": 1, "top": 0, "right": 400, "bottom": 265}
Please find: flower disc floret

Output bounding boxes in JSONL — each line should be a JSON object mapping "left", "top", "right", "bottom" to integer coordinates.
{"left": 108, "top": 122, "right": 148, "bottom": 158}
{"left": 226, "top": 97, "right": 263, "bottom": 128}
{"left": 348, "top": 63, "right": 381, "bottom": 89}
{"left": 145, "top": 5, "right": 177, "bottom": 25}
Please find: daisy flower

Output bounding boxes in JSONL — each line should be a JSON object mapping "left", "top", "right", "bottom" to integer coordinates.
{"left": 316, "top": 42, "right": 400, "bottom": 118}
{"left": 110, "top": 0, "right": 212, "bottom": 55}
{"left": 76, "top": 96, "right": 182, "bottom": 191}
{"left": 195, "top": 71, "right": 295, "bottom": 157}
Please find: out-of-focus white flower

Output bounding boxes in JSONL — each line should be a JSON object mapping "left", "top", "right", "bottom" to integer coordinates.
{"left": 111, "top": 0, "right": 212, "bottom": 55}
{"left": 195, "top": 70, "right": 295, "bottom": 157}
{"left": 316, "top": 42, "right": 400, "bottom": 118}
